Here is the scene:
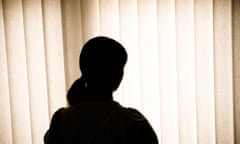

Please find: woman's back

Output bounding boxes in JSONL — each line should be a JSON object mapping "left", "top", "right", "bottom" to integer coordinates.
{"left": 44, "top": 101, "right": 158, "bottom": 144}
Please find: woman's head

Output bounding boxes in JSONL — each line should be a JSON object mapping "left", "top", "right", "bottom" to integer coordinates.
{"left": 68, "top": 36, "right": 127, "bottom": 104}
{"left": 79, "top": 36, "right": 127, "bottom": 91}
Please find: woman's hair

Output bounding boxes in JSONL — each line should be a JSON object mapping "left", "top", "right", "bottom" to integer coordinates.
{"left": 67, "top": 36, "right": 127, "bottom": 105}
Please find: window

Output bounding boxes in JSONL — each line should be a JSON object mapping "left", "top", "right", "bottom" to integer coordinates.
{"left": 0, "top": 0, "right": 239, "bottom": 143}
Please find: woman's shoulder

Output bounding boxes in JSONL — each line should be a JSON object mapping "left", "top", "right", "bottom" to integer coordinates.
{"left": 53, "top": 102, "right": 144, "bottom": 121}
{"left": 113, "top": 102, "right": 159, "bottom": 143}
{"left": 112, "top": 102, "right": 146, "bottom": 122}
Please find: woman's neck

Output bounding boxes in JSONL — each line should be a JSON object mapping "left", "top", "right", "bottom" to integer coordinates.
{"left": 85, "top": 85, "right": 113, "bottom": 102}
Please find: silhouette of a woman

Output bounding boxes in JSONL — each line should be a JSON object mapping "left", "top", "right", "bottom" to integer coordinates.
{"left": 44, "top": 36, "right": 158, "bottom": 144}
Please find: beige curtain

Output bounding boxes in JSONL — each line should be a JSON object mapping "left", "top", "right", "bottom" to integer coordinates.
{"left": 0, "top": 0, "right": 239, "bottom": 144}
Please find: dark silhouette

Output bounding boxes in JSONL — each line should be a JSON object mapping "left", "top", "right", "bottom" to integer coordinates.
{"left": 44, "top": 36, "right": 158, "bottom": 144}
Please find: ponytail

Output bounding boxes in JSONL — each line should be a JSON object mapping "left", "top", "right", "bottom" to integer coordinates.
{"left": 67, "top": 76, "right": 87, "bottom": 105}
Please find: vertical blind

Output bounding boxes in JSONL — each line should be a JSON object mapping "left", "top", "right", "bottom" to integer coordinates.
{"left": 0, "top": 0, "right": 239, "bottom": 144}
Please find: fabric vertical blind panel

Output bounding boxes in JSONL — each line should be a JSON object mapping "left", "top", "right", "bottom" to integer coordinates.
{"left": 0, "top": 0, "right": 239, "bottom": 144}
{"left": 233, "top": 0, "right": 240, "bottom": 143}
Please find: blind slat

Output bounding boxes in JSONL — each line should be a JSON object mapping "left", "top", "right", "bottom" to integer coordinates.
{"left": 22, "top": 0, "right": 49, "bottom": 143}
{"left": 42, "top": 0, "right": 66, "bottom": 117}
{"left": 194, "top": 0, "right": 216, "bottom": 144}
{"left": 0, "top": 0, "right": 13, "bottom": 143}
{"left": 61, "top": 0, "right": 82, "bottom": 89}
{"left": 175, "top": 0, "right": 197, "bottom": 143}
{"left": 213, "top": 0, "right": 234, "bottom": 143}
{"left": 80, "top": 0, "right": 100, "bottom": 43}
{"left": 137, "top": 0, "right": 161, "bottom": 139}
{"left": 119, "top": 0, "right": 141, "bottom": 110}
{"left": 3, "top": 0, "right": 32, "bottom": 143}
{"left": 158, "top": 0, "right": 179, "bottom": 143}
{"left": 233, "top": 0, "right": 240, "bottom": 143}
